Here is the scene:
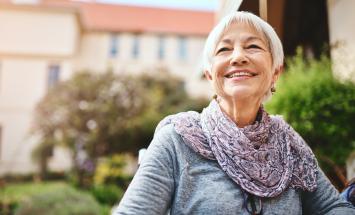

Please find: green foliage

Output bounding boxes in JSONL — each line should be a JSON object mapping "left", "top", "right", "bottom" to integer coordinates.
{"left": 32, "top": 68, "right": 208, "bottom": 185}
{"left": 0, "top": 197, "right": 18, "bottom": 215}
{"left": 33, "top": 71, "right": 147, "bottom": 158}
{"left": 33, "top": 70, "right": 207, "bottom": 155}
{"left": 93, "top": 154, "right": 133, "bottom": 188}
{"left": 91, "top": 154, "right": 132, "bottom": 206}
{"left": 90, "top": 184, "right": 124, "bottom": 206}
{"left": 14, "top": 184, "right": 101, "bottom": 215}
{"left": 113, "top": 71, "right": 208, "bottom": 154}
{"left": 266, "top": 48, "right": 355, "bottom": 166}
{"left": 1, "top": 182, "right": 104, "bottom": 215}
{"left": 1, "top": 182, "right": 67, "bottom": 205}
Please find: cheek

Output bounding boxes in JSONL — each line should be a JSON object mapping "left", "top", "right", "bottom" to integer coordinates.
{"left": 209, "top": 67, "right": 226, "bottom": 94}
{"left": 253, "top": 53, "right": 272, "bottom": 69}
{"left": 260, "top": 73, "right": 274, "bottom": 94}
{"left": 211, "top": 58, "right": 226, "bottom": 75}
{"left": 210, "top": 64, "right": 223, "bottom": 82}
{"left": 256, "top": 60, "right": 273, "bottom": 80}
{"left": 260, "top": 74, "right": 273, "bottom": 90}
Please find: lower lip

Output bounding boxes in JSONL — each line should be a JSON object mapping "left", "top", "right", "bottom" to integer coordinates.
{"left": 226, "top": 76, "right": 253, "bottom": 81}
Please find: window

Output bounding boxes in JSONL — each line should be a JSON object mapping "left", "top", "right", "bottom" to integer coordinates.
{"left": 109, "top": 34, "right": 119, "bottom": 58}
{"left": 178, "top": 36, "right": 187, "bottom": 60}
{"left": 132, "top": 35, "right": 140, "bottom": 59}
{"left": 47, "top": 64, "right": 61, "bottom": 89}
{"left": 158, "top": 35, "right": 165, "bottom": 60}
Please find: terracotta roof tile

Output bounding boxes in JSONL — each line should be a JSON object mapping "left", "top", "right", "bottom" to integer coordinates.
{"left": 41, "top": 0, "right": 215, "bottom": 35}
{"left": 1, "top": 0, "right": 215, "bottom": 35}
{"left": 79, "top": 3, "right": 214, "bottom": 35}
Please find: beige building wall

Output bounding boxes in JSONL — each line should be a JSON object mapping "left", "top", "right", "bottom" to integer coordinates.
{"left": 327, "top": 0, "right": 355, "bottom": 83}
{"left": 0, "top": 59, "right": 45, "bottom": 174}
{"left": 0, "top": 7, "right": 79, "bottom": 56}
{"left": 0, "top": 58, "right": 73, "bottom": 174}
{"left": 0, "top": 6, "right": 79, "bottom": 174}
{"left": 76, "top": 31, "right": 213, "bottom": 97}
{"left": 74, "top": 32, "right": 109, "bottom": 73}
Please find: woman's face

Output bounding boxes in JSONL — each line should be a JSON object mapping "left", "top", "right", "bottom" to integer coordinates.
{"left": 206, "top": 22, "right": 279, "bottom": 104}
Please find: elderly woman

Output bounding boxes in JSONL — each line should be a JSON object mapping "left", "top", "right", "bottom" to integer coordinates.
{"left": 114, "top": 11, "right": 355, "bottom": 214}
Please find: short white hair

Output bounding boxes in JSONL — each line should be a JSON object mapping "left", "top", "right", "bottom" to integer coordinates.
{"left": 202, "top": 11, "right": 284, "bottom": 102}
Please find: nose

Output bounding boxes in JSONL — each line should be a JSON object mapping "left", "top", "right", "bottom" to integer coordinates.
{"left": 230, "top": 48, "right": 249, "bottom": 66}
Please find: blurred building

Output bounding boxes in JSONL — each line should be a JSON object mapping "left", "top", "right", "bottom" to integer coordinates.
{"left": 0, "top": 0, "right": 215, "bottom": 175}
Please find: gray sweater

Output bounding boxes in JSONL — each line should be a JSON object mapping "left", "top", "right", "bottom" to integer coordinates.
{"left": 113, "top": 124, "right": 355, "bottom": 215}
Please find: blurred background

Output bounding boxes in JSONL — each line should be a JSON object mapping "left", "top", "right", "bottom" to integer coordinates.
{"left": 0, "top": 0, "right": 354, "bottom": 214}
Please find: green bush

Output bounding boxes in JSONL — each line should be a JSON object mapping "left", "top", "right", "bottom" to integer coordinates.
{"left": 14, "top": 184, "right": 101, "bottom": 215}
{"left": 0, "top": 200, "right": 18, "bottom": 215}
{"left": 32, "top": 69, "right": 208, "bottom": 187}
{"left": 93, "top": 154, "right": 133, "bottom": 189}
{"left": 266, "top": 49, "right": 355, "bottom": 167}
{"left": 90, "top": 184, "right": 124, "bottom": 206}
{"left": 1, "top": 182, "right": 68, "bottom": 215}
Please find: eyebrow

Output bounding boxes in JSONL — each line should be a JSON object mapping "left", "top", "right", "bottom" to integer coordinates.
{"left": 219, "top": 36, "right": 265, "bottom": 45}
{"left": 244, "top": 36, "right": 265, "bottom": 43}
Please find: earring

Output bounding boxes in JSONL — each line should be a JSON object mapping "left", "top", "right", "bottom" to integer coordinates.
{"left": 271, "top": 84, "right": 276, "bottom": 94}
{"left": 213, "top": 94, "right": 221, "bottom": 103}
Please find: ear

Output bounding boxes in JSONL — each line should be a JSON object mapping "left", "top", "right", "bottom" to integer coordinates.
{"left": 204, "top": 70, "right": 213, "bottom": 81}
{"left": 272, "top": 65, "right": 283, "bottom": 83}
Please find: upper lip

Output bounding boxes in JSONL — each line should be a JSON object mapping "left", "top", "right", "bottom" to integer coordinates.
{"left": 224, "top": 69, "right": 257, "bottom": 78}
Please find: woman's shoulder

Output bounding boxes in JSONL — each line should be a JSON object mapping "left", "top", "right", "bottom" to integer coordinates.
{"left": 269, "top": 114, "right": 301, "bottom": 135}
{"left": 152, "top": 111, "right": 200, "bottom": 147}
{"left": 270, "top": 114, "right": 289, "bottom": 127}
{"left": 144, "top": 114, "right": 204, "bottom": 174}
{"left": 155, "top": 111, "right": 201, "bottom": 134}
{"left": 152, "top": 111, "right": 206, "bottom": 161}
{"left": 269, "top": 114, "right": 317, "bottom": 158}
{"left": 152, "top": 123, "right": 180, "bottom": 147}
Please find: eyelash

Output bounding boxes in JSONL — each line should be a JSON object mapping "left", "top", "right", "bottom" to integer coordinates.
{"left": 247, "top": 44, "right": 261, "bottom": 49}
{"left": 216, "top": 47, "right": 230, "bottom": 54}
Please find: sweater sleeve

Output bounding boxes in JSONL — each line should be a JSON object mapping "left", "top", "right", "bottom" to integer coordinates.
{"left": 113, "top": 125, "right": 176, "bottom": 215}
{"left": 301, "top": 167, "right": 355, "bottom": 215}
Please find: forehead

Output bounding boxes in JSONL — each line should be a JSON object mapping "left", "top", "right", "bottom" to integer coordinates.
{"left": 218, "top": 21, "right": 267, "bottom": 44}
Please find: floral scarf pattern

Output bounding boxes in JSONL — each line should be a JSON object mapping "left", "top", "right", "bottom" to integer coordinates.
{"left": 156, "top": 100, "right": 317, "bottom": 198}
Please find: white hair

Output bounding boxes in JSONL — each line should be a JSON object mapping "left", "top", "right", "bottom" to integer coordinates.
{"left": 202, "top": 11, "right": 284, "bottom": 102}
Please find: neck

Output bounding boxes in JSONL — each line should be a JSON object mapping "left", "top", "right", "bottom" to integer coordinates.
{"left": 218, "top": 98, "right": 261, "bottom": 128}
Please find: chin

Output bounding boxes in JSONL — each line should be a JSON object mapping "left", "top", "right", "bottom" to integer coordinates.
{"left": 225, "top": 87, "right": 254, "bottom": 99}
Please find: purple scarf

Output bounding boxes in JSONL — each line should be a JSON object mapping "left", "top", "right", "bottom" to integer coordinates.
{"left": 156, "top": 100, "right": 318, "bottom": 198}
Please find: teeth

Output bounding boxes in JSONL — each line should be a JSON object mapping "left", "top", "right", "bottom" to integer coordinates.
{"left": 227, "top": 72, "right": 253, "bottom": 78}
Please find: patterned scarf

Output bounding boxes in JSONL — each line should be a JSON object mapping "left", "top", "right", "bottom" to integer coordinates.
{"left": 156, "top": 100, "right": 318, "bottom": 198}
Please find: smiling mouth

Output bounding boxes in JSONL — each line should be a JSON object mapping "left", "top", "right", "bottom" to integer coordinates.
{"left": 224, "top": 71, "right": 257, "bottom": 78}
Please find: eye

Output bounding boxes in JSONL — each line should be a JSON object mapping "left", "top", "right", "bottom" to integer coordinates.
{"left": 246, "top": 44, "right": 261, "bottom": 49}
{"left": 216, "top": 47, "right": 231, "bottom": 54}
